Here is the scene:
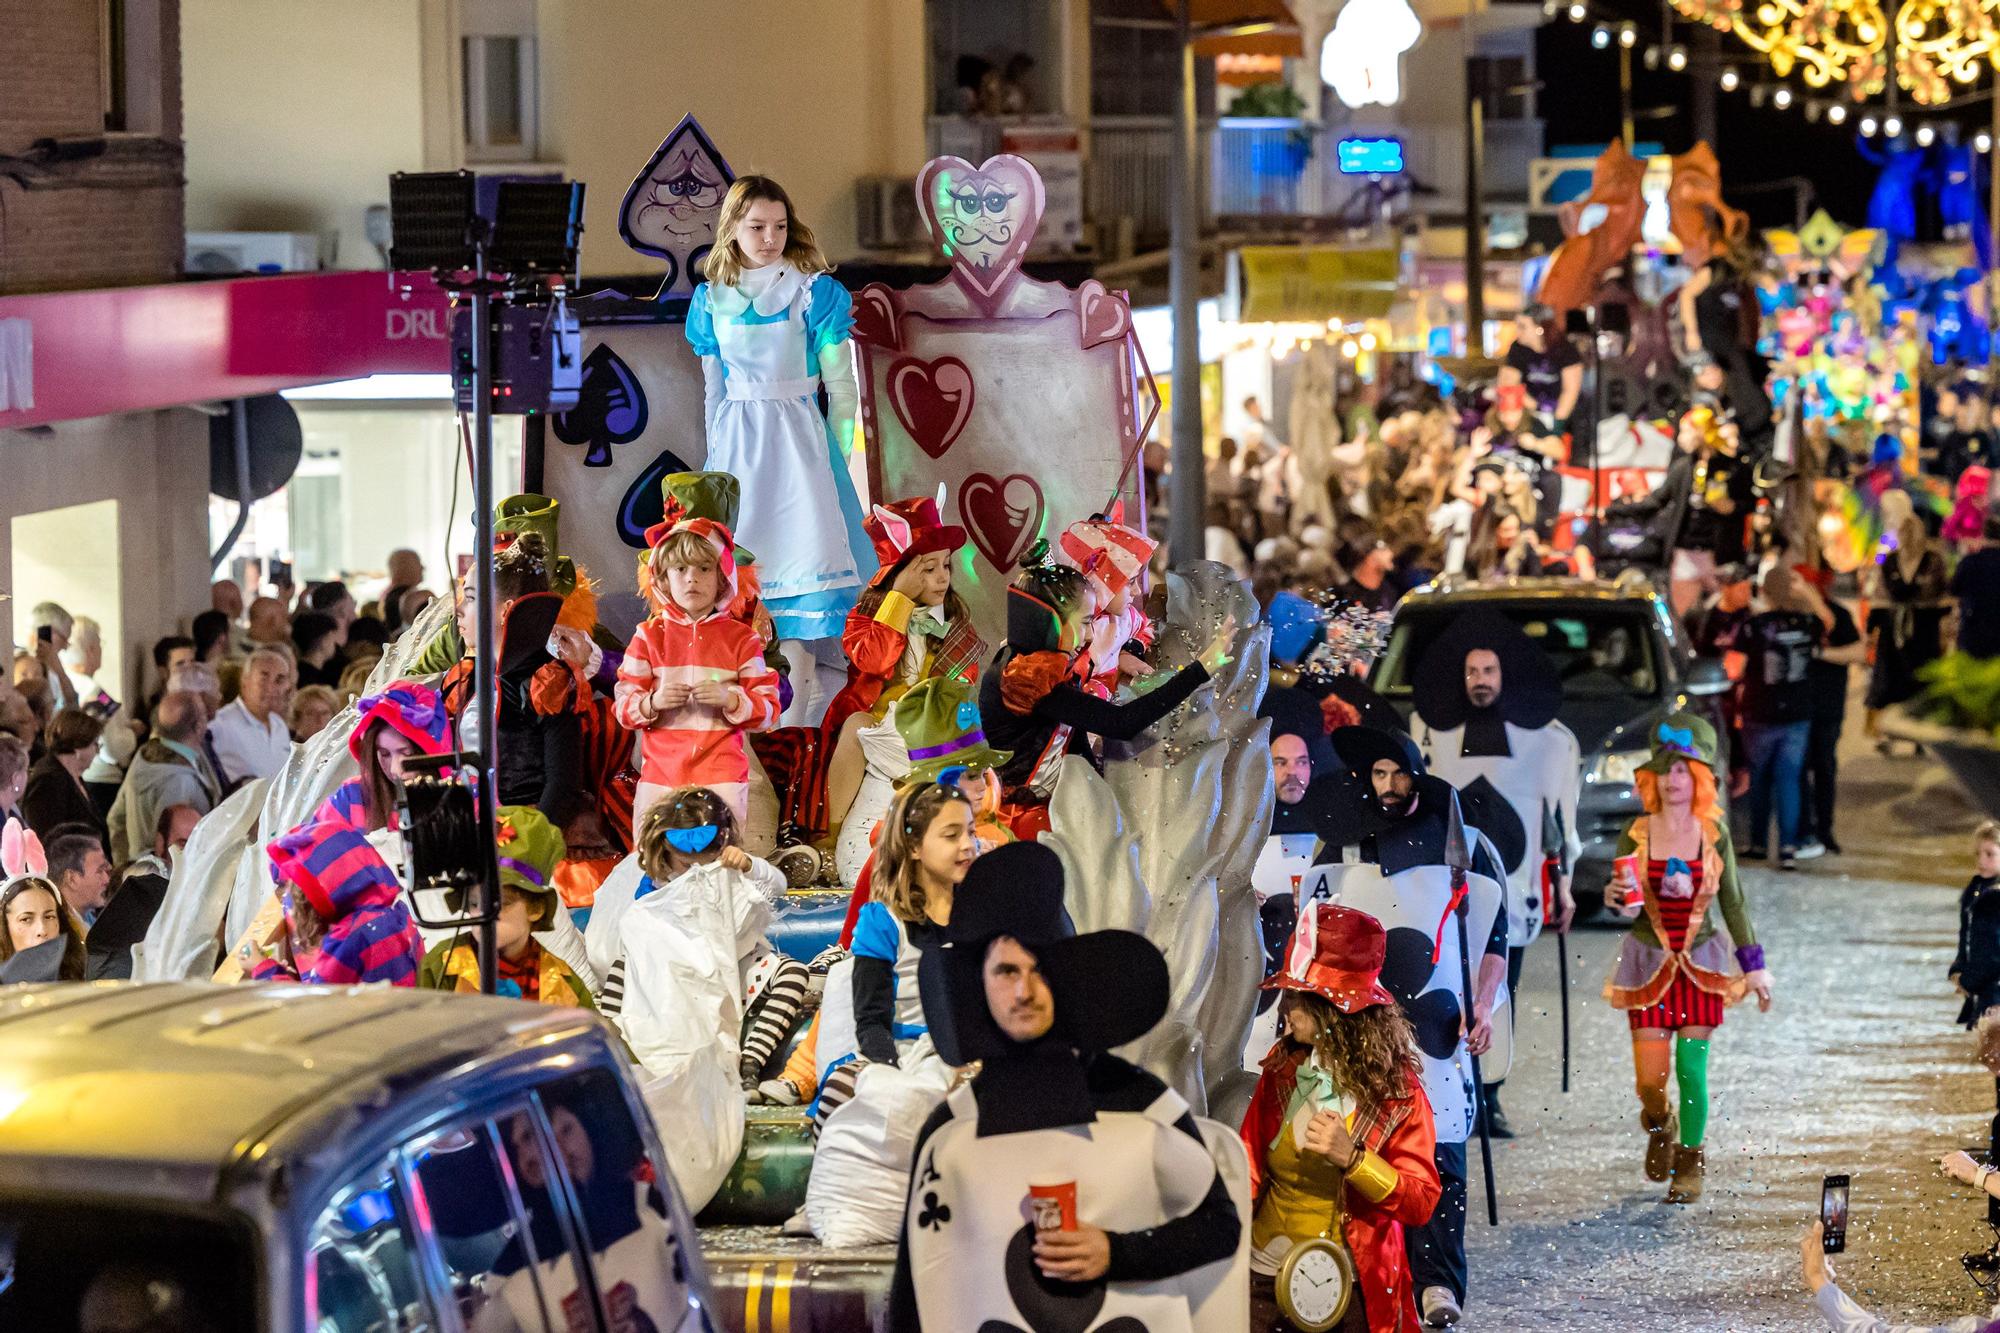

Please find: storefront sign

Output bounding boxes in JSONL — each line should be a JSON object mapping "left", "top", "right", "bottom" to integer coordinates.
{"left": 1232, "top": 246, "right": 1400, "bottom": 323}
{"left": 1336, "top": 138, "right": 1405, "bottom": 175}
{"left": 0, "top": 271, "right": 452, "bottom": 430}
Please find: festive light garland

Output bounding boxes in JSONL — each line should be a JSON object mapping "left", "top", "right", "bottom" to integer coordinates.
{"left": 1546, "top": 0, "right": 1998, "bottom": 146}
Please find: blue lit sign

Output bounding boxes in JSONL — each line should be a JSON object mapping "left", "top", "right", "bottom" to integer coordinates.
{"left": 1337, "top": 138, "right": 1406, "bottom": 175}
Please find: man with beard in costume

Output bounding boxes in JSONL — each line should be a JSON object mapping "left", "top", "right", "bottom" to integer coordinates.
{"left": 1408, "top": 609, "right": 1579, "bottom": 1140}
{"left": 890, "top": 842, "right": 1246, "bottom": 1333}
{"left": 1304, "top": 727, "right": 1509, "bottom": 1329}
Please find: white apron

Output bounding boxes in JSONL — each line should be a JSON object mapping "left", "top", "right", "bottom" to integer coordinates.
{"left": 1299, "top": 859, "right": 1509, "bottom": 1142}
{"left": 906, "top": 1082, "right": 1249, "bottom": 1333}
{"left": 701, "top": 266, "right": 867, "bottom": 615}
{"left": 1412, "top": 717, "right": 1582, "bottom": 948}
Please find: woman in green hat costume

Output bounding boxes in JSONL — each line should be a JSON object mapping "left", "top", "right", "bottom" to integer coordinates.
{"left": 1603, "top": 713, "right": 1772, "bottom": 1205}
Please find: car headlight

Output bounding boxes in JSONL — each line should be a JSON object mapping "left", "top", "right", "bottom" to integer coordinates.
{"left": 1588, "top": 749, "right": 1646, "bottom": 785}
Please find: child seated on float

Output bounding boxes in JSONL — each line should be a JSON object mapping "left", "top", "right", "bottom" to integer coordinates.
{"left": 599, "top": 787, "right": 810, "bottom": 1091}
{"left": 822, "top": 493, "right": 982, "bottom": 881}
{"left": 1056, "top": 510, "right": 1159, "bottom": 699}
{"left": 755, "top": 680, "right": 1012, "bottom": 1108}
{"left": 417, "top": 806, "right": 594, "bottom": 1008}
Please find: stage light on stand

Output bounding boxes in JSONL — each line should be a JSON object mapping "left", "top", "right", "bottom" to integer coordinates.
{"left": 1773, "top": 86, "right": 1794, "bottom": 108}
{"left": 1592, "top": 24, "right": 1612, "bottom": 47}
{"left": 1618, "top": 22, "right": 1638, "bottom": 45}
{"left": 1720, "top": 66, "right": 1740, "bottom": 90}
{"left": 1667, "top": 44, "right": 1689, "bottom": 70}
{"left": 1827, "top": 102, "right": 1848, "bottom": 124}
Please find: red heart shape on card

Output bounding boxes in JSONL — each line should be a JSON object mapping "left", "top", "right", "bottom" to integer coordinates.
{"left": 1076, "top": 279, "right": 1131, "bottom": 349}
{"left": 915, "top": 154, "right": 1047, "bottom": 311}
{"left": 888, "top": 355, "right": 975, "bottom": 460}
{"left": 852, "top": 284, "right": 900, "bottom": 350}
{"left": 961, "top": 472, "right": 1046, "bottom": 573}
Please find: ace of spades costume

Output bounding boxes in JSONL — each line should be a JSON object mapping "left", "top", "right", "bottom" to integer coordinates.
{"left": 890, "top": 843, "right": 1248, "bottom": 1333}
{"left": 1407, "top": 609, "right": 1580, "bottom": 954}
{"left": 1298, "top": 728, "right": 1508, "bottom": 1313}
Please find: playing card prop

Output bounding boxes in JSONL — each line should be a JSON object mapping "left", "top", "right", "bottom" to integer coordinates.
{"left": 544, "top": 116, "right": 731, "bottom": 641}
{"left": 855, "top": 154, "right": 1160, "bottom": 642}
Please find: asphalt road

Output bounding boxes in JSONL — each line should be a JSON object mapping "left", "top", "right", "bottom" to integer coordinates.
{"left": 1462, "top": 723, "right": 1996, "bottom": 1330}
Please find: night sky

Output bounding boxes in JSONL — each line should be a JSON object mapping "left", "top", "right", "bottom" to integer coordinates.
{"left": 1533, "top": 9, "right": 1988, "bottom": 231}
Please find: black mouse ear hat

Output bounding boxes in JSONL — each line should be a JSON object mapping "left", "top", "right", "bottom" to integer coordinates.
{"left": 1410, "top": 607, "right": 1561, "bottom": 731}
{"left": 1258, "top": 685, "right": 1337, "bottom": 773}
{"left": 921, "top": 843, "right": 1170, "bottom": 1066}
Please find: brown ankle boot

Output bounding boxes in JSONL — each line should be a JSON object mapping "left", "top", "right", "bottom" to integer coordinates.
{"left": 1665, "top": 1145, "right": 1706, "bottom": 1204}
{"left": 1639, "top": 1094, "right": 1677, "bottom": 1183}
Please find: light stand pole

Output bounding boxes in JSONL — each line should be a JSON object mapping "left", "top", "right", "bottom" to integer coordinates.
{"left": 1168, "top": 0, "right": 1206, "bottom": 565}
{"left": 1465, "top": 54, "right": 1487, "bottom": 354}
{"left": 466, "top": 235, "right": 502, "bottom": 994}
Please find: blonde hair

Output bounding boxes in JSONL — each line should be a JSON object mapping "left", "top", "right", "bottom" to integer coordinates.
{"left": 704, "top": 176, "right": 832, "bottom": 288}
{"left": 1977, "top": 820, "right": 2000, "bottom": 852}
{"left": 872, "top": 783, "right": 970, "bottom": 925}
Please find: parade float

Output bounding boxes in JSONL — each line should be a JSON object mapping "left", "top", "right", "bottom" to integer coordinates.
{"left": 135, "top": 118, "right": 1279, "bottom": 1326}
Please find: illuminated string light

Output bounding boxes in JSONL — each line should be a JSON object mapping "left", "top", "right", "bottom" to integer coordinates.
{"left": 1720, "top": 66, "right": 1741, "bottom": 89}
{"left": 1827, "top": 101, "right": 1848, "bottom": 123}
{"left": 1915, "top": 122, "right": 1936, "bottom": 144}
{"left": 1773, "top": 85, "right": 1794, "bottom": 107}
{"left": 1592, "top": 24, "right": 1612, "bottom": 47}
{"left": 1979, "top": 130, "right": 1994, "bottom": 152}
{"left": 1859, "top": 114, "right": 1880, "bottom": 134}
{"left": 1884, "top": 113, "right": 1904, "bottom": 135}
{"left": 1618, "top": 22, "right": 1638, "bottom": 45}
{"left": 1667, "top": 44, "right": 1689, "bottom": 69}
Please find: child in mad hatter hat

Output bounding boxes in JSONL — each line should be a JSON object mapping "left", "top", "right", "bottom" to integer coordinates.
{"left": 1056, "top": 506, "right": 1159, "bottom": 700}
{"left": 820, "top": 491, "right": 983, "bottom": 849}
{"left": 418, "top": 805, "right": 595, "bottom": 1007}
{"left": 1604, "top": 712, "right": 1771, "bottom": 1206}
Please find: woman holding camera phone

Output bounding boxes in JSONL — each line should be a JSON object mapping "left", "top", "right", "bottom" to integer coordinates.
{"left": 1603, "top": 714, "right": 1774, "bottom": 1205}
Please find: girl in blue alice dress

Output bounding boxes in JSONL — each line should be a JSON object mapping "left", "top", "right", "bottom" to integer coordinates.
{"left": 687, "top": 176, "right": 874, "bottom": 717}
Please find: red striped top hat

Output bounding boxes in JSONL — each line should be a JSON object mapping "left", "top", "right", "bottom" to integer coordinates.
{"left": 1262, "top": 903, "right": 1398, "bottom": 1014}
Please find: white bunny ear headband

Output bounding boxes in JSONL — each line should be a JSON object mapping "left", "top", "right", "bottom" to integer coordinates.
{"left": 1, "top": 817, "right": 48, "bottom": 885}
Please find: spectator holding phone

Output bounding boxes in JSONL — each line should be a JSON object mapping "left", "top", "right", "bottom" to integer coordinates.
{"left": 1803, "top": 1214, "right": 2000, "bottom": 1331}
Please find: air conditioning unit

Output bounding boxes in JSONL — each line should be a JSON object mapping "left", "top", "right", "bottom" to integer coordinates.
{"left": 185, "top": 231, "right": 322, "bottom": 275}
{"left": 855, "top": 177, "right": 927, "bottom": 252}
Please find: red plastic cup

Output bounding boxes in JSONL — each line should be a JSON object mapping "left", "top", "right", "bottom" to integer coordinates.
{"left": 1613, "top": 854, "right": 1645, "bottom": 911}
{"left": 1027, "top": 1178, "right": 1078, "bottom": 1232}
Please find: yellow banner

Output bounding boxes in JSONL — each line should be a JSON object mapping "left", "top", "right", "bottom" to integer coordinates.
{"left": 1236, "top": 246, "right": 1400, "bottom": 323}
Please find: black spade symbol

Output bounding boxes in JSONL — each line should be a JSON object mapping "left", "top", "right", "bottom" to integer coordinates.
{"left": 1406, "top": 988, "right": 1468, "bottom": 1062}
{"left": 1378, "top": 925, "right": 1439, "bottom": 1006}
{"left": 617, "top": 448, "right": 697, "bottom": 548}
{"left": 1458, "top": 776, "right": 1528, "bottom": 876}
{"left": 553, "top": 344, "right": 650, "bottom": 466}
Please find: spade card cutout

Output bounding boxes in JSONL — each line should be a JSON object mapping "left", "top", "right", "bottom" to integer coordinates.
{"left": 617, "top": 447, "right": 697, "bottom": 549}
{"left": 553, "top": 345, "right": 651, "bottom": 467}
{"left": 618, "top": 113, "right": 735, "bottom": 300}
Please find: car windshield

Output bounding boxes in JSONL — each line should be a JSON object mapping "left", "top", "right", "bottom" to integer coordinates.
{"left": 1372, "top": 604, "right": 1667, "bottom": 701}
{"left": 0, "top": 1198, "right": 257, "bottom": 1333}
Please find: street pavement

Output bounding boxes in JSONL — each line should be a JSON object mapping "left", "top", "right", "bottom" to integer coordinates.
{"left": 1463, "top": 727, "right": 1996, "bottom": 1330}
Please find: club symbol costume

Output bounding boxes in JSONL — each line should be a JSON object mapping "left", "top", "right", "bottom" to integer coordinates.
{"left": 891, "top": 843, "right": 1247, "bottom": 1333}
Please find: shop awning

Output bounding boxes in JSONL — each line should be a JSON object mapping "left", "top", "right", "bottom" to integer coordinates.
{"left": 0, "top": 271, "right": 452, "bottom": 429}
{"left": 1229, "top": 246, "right": 1402, "bottom": 323}
{"left": 1161, "top": 0, "right": 1305, "bottom": 57}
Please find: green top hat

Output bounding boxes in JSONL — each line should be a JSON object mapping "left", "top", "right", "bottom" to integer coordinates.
{"left": 493, "top": 804, "right": 566, "bottom": 927}
{"left": 494, "top": 494, "right": 576, "bottom": 596}
{"left": 896, "top": 677, "right": 1012, "bottom": 786}
{"left": 1638, "top": 711, "right": 1720, "bottom": 775}
{"left": 662, "top": 471, "right": 755, "bottom": 564}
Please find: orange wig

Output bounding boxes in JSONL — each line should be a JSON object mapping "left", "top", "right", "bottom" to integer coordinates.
{"left": 1634, "top": 759, "right": 1719, "bottom": 827}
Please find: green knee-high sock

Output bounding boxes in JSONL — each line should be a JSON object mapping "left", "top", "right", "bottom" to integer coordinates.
{"left": 1675, "top": 1035, "right": 1711, "bottom": 1147}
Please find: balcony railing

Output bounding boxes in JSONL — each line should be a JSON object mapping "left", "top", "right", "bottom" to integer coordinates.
{"left": 926, "top": 114, "right": 1544, "bottom": 247}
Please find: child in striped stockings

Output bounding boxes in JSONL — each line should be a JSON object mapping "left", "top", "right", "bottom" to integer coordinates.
{"left": 601, "top": 787, "right": 810, "bottom": 1090}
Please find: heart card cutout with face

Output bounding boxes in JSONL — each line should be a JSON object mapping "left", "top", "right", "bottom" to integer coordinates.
{"left": 915, "top": 155, "right": 1048, "bottom": 314}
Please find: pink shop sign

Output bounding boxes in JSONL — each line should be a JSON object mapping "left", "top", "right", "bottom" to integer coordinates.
{"left": 0, "top": 271, "right": 452, "bottom": 429}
